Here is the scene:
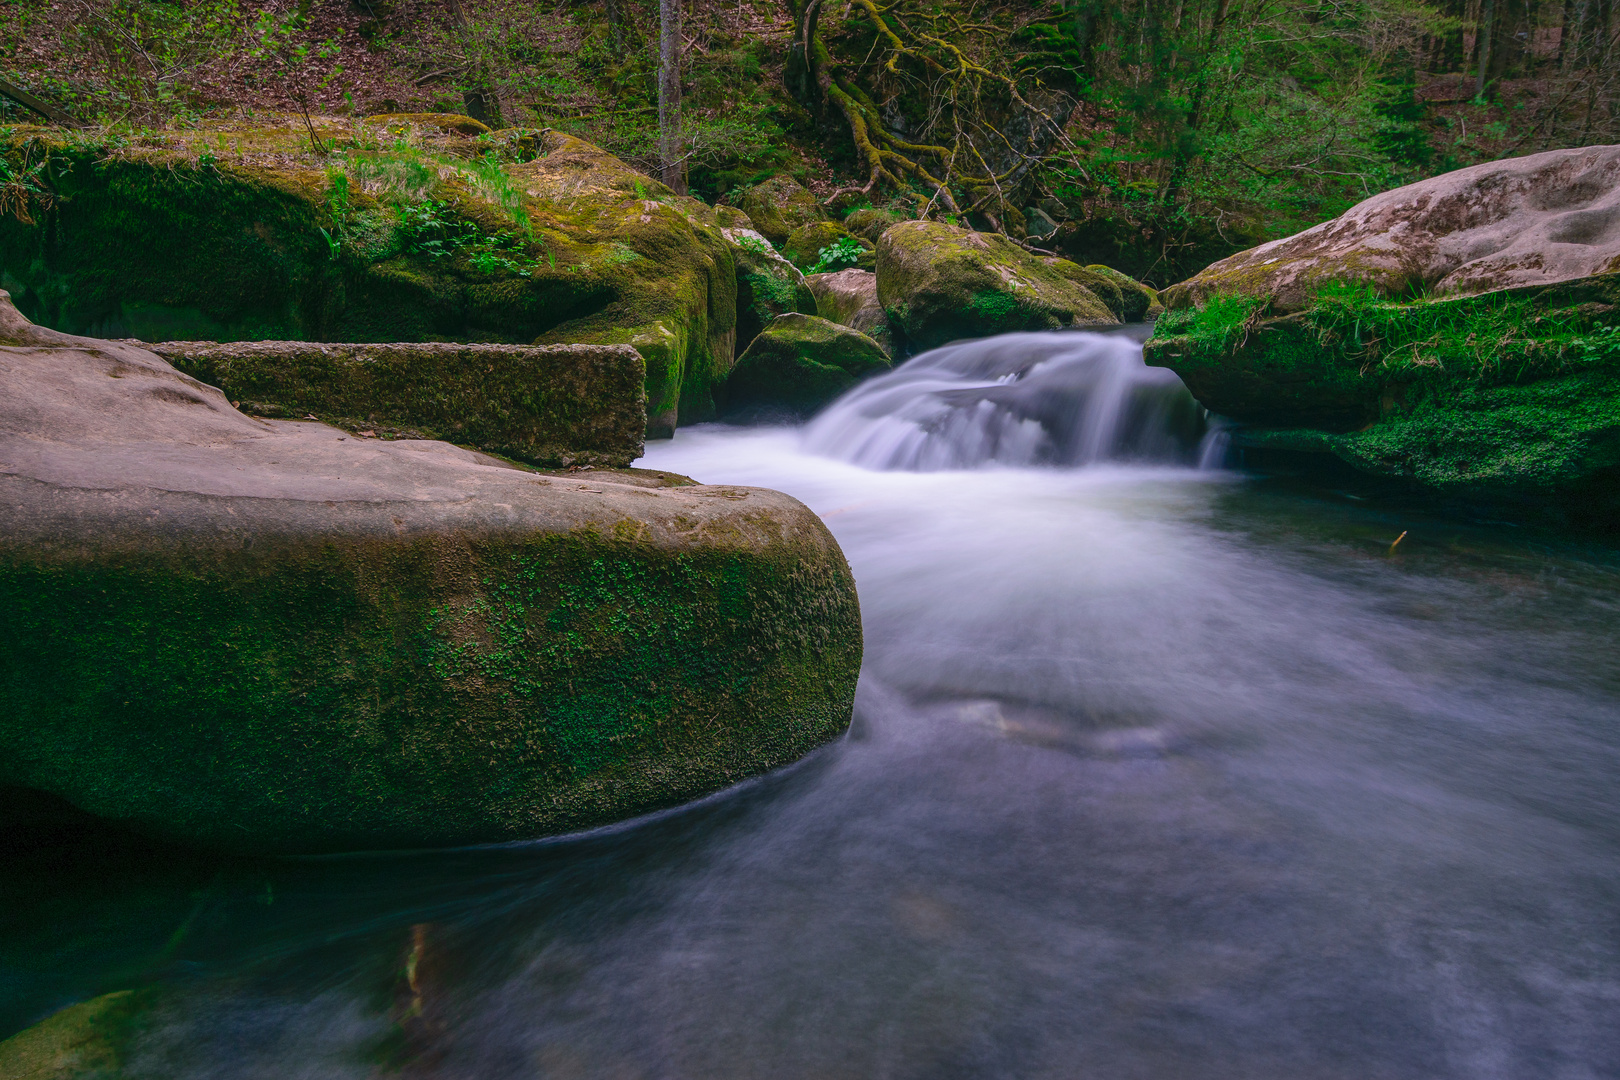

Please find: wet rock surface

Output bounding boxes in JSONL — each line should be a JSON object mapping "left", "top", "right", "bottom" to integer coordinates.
{"left": 0, "top": 293, "right": 862, "bottom": 853}
{"left": 720, "top": 312, "right": 891, "bottom": 421}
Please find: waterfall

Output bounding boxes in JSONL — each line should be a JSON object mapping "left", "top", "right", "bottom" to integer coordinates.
{"left": 803, "top": 330, "right": 1224, "bottom": 471}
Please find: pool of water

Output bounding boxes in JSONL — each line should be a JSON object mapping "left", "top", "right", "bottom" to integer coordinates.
{"left": 4, "top": 334, "right": 1620, "bottom": 1078}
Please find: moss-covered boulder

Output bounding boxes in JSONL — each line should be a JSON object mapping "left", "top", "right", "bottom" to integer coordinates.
{"left": 722, "top": 225, "right": 818, "bottom": 350}
{"left": 0, "top": 294, "right": 862, "bottom": 854}
{"left": 1145, "top": 273, "right": 1620, "bottom": 513}
{"left": 720, "top": 313, "right": 891, "bottom": 420}
{"left": 0, "top": 121, "right": 736, "bottom": 441}
{"left": 1161, "top": 145, "right": 1620, "bottom": 313}
{"left": 147, "top": 339, "right": 645, "bottom": 468}
{"left": 782, "top": 221, "right": 876, "bottom": 272}
{"left": 844, "top": 207, "right": 906, "bottom": 242}
{"left": 804, "top": 268, "right": 893, "bottom": 355}
{"left": 1084, "top": 265, "right": 1163, "bottom": 321}
{"left": 876, "top": 220, "right": 1119, "bottom": 352}
{"left": 736, "top": 175, "right": 826, "bottom": 248}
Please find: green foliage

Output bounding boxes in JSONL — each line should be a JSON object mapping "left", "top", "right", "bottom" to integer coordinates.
{"left": 807, "top": 235, "right": 863, "bottom": 274}
{"left": 734, "top": 233, "right": 774, "bottom": 256}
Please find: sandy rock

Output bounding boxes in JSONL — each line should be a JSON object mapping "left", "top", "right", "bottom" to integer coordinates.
{"left": 1163, "top": 144, "right": 1620, "bottom": 312}
{"left": 0, "top": 293, "right": 861, "bottom": 853}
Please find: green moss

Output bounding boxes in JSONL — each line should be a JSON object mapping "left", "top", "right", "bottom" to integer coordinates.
{"left": 0, "top": 125, "right": 739, "bottom": 440}
{"left": 1147, "top": 273, "right": 1620, "bottom": 501}
{"left": 0, "top": 524, "right": 861, "bottom": 853}
{"left": 721, "top": 312, "right": 890, "bottom": 419}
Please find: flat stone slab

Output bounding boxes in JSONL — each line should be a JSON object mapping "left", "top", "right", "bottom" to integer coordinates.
{"left": 147, "top": 339, "right": 645, "bottom": 468}
{"left": 0, "top": 292, "right": 861, "bottom": 854}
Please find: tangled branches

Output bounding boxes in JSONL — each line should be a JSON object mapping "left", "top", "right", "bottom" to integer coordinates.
{"left": 787, "top": 0, "right": 1078, "bottom": 229}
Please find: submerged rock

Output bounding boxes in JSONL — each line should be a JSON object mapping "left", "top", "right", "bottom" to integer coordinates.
{"left": 0, "top": 124, "right": 736, "bottom": 440}
{"left": 148, "top": 339, "right": 646, "bottom": 468}
{"left": 0, "top": 294, "right": 862, "bottom": 853}
{"left": 722, "top": 225, "right": 818, "bottom": 351}
{"left": 0, "top": 990, "right": 150, "bottom": 1080}
{"left": 804, "top": 268, "right": 893, "bottom": 355}
{"left": 720, "top": 312, "right": 891, "bottom": 420}
{"left": 736, "top": 175, "right": 826, "bottom": 248}
{"left": 1162, "top": 145, "right": 1620, "bottom": 313}
{"left": 876, "top": 221, "right": 1119, "bottom": 352}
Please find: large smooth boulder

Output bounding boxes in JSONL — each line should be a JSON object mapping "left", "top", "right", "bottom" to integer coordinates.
{"left": 876, "top": 221, "right": 1119, "bottom": 352}
{"left": 0, "top": 294, "right": 862, "bottom": 853}
{"left": 721, "top": 225, "right": 818, "bottom": 350}
{"left": 804, "top": 268, "right": 894, "bottom": 355}
{"left": 1162, "top": 145, "right": 1620, "bottom": 313}
{"left": 736, "top": 175, "right": 826, "bottom": 248}
{"left": 720, "top": 313, "right": 891, "bottom": 420}
{"left": 1082, "top": 264, "right": 1163, "bottom": 322}
{"left": 0, "top": 123, "right": 737, "bottom": 440}
{"left": 147, "top": 339, "right": 645, "bottom": 468}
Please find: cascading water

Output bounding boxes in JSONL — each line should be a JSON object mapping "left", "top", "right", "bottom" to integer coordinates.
{"left": 803, "top": 329, "right": 1226, "bottom": 470}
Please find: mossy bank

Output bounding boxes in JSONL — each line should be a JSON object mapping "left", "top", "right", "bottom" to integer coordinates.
{"left": 1146, "top": 274, "right": 1620, "bottom": 519}
{"left": 0, "top": 118, "right": 741, "bottom": 437}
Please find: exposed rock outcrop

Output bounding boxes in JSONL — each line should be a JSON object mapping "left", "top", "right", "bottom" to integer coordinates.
{"left": 804, "top": 268, "right": 893, "bottom": 355}
{"left": 148, "top": 339, "right": 646, "bottom": 468}
{"left": 0, "top": 293, "right": 862, "bottom": 853}
{"left": 1161, "top": 144, "right": 1620, "bottom": 313}
{"left": 876, "top": 221, "right": 1119, "bottom": 352}
{"left": 720, "top": 313, "right": 891, "bottom": 420}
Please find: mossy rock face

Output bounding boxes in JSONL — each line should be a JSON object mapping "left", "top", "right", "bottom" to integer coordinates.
{"left": 722, "top": 225, "right": 818, "bottom": 351}
{"left": 720, "top": 313, "right": 891, "bottom": 421}
{"left": 843, "top": 207, "right": 906, "bottom": 242}
{"left": 0, "top": 990, "right": 152, "bottom": 1080}
{"left": 0, "top": 297, "right": 861, "bottom": 854}
{"left": 782, "top": 221, "right": 876, "bottom": 272}
{"left": 362, "top": 112, "right": 493, "bottom": 137}
{"left": 1084, "top": 265, "right": 1164, "bottom": 321}
{"left": 1145, "top": 273, "right": 1620, "bottom": 509}
{"left": 1160, "top": 145, "right": 1620, "bottom": 314}
{"left": 148, "top": 339, "right": 646, "bottom": 468}
{"left": 876, "top": 220, "right": 1119, "bottom": 352}
{"left": 0, "top": 122, "right": 736, "bottom": 442}
{"left": 737, "top": 175, "right": 825, "bottom": 248}
{"left": 804, "top": 268, "right": 893, "bottom": 356}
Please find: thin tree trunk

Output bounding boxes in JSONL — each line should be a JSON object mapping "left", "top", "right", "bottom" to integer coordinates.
{"left": 1476, "top": 0, "right": 1496, "bottom": 95}
{"left": 659, "top": 0, "right": 685, "bottom": 194}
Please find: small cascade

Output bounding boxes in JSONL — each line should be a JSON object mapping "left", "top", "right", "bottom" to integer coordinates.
{"left": 803, "top": 330, "right": 1224, "bottom": 471}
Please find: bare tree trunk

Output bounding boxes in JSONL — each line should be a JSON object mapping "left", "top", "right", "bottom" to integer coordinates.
{"left": 659, "top": 0, "right": 685, "bottom": 194}
{"left": 1475, "top": 0, "right": 1496, "bottom": 95}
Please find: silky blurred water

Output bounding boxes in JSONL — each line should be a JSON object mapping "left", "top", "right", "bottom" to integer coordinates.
{"left": 4, "top": 334, "right": 1620, "bottom": 1078}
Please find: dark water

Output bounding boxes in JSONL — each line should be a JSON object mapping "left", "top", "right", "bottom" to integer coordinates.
{"left": 5, "top": 333, "right": 1620, "bottom": 1078}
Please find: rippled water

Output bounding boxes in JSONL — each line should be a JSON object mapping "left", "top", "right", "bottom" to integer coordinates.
{"left": 5, "top": 334, "right": 1620, "bottom": 1078}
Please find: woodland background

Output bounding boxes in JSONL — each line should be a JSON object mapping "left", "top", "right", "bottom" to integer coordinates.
{"left": 2, "top": 0, "right": 1616, "bottom": 282}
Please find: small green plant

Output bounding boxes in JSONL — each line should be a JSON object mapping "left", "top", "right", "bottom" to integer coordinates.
{"left": 735, "top": 233, "right": 774, "bottom": 256}
{"left": 808, "top": 235, "right": 864, "bottom": 274}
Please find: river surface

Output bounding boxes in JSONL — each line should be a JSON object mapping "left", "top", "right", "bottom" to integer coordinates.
{"left": 5, "top": 332, "right": 1620, "bottom": 1078}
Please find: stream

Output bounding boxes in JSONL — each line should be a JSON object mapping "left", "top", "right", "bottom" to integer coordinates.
{"left": 5, "top": 330, "right": 1620, "bottom": 1077}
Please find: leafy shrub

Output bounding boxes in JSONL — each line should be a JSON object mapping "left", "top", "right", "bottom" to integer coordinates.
{"left": 808, "top": 236, "right": 863, "bottom": 274}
